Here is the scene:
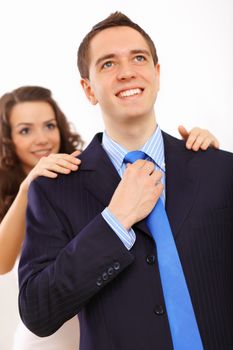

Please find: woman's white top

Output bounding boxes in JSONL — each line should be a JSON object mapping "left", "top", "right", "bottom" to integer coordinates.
{"left": 12, "top": 316, "right": 80, "bottom": 350}
{"left": 12, "top": 258, "right": 80, "bottom": 350}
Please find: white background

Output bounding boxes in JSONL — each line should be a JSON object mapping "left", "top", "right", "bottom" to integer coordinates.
{"left": 0, "top": 0, "right": 232, "bottom": 349}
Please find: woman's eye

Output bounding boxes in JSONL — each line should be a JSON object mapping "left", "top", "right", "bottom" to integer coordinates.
{"left": 19, "top": 127, "right": 30, "bottom": 135}
{"left": 46, "top": 123, "right": 57, "bottom": 130}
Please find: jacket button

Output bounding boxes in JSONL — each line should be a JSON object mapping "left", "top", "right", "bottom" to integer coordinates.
{"left": 96, "top": 277, "right": 103, "bottom": 287}
{"left": 102, "top": 272, "right": 108, "bottom": 281}
{"left": 154, "top": 305, "right": 165, "bottom": 315}
{"left": 107, "top": 267, "right": 114, "bottom": 275}
{"left": 146, "top": 254, "right": 156, "bottom": 265}
{"left": 113, "top": 262, "right": 120, "bottom": 271}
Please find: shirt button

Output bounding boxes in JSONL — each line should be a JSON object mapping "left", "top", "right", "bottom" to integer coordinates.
{"left": 154, "top": 305, "right": 165, "bottom": 316}
{"left": 113, "top": 262, "right": 120, "bottom": 271}
{"left": 146, "top": 254, "right": 156, "bottom": 265}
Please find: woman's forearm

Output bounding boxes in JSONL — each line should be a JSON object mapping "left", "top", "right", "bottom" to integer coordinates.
{"left": 0, "top": 182, "right": 28, "bottom": 274}
{"left": 0, "top": 152, "right": 81, "bottom": 275}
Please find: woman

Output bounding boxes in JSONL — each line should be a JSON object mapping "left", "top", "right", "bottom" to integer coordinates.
{"left": 0, "top": 85, "right": 83, "bottom": 350}
{"left": 0, "top": 85, "right": 219, "bottom": 349}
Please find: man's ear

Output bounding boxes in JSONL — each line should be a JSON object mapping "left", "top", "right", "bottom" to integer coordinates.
{"left": 155, "top": 63, "right": 160, "bottom": 91}
{"left": 80, "top": 78, "right": 98, "bottom": 105}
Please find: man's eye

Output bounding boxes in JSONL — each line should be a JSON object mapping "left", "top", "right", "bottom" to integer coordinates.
{"left": 102, "top": 61, "right": 113, "bottom": 69}
{"left": 135, "top": 55, "right": 145, "bottom": 62}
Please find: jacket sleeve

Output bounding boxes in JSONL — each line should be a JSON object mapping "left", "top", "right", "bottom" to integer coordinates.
{"left": 18, "top": 179, "right": 134, "bottom": 337}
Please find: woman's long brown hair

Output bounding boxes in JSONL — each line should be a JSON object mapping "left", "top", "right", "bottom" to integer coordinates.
{"left": 0, "top": 85, "right": 83, "bottom": 221}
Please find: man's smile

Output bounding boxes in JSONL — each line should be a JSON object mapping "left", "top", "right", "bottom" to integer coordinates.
{"left": 116, "top": 88, "right": 144, "bottom": 98}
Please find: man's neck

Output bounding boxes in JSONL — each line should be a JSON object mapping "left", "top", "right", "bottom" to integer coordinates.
{"left": 104, "top": 117, "right": 157, "bottom": 151}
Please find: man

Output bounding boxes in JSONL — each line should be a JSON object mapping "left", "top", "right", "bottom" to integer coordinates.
{"left": 19, "top": 12, "right": 233, "bottom": 350}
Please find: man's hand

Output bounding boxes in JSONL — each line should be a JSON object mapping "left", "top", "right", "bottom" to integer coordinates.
{"left": 178, "top": 125, "right": 220, "bottom": 151}
{"left": 108, "top": 160, "right": 163, "bottom": 230}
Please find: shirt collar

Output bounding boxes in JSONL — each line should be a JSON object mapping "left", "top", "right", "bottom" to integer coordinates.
{"left": 141, "top": 126, "right": 165, "bottom": 172}
{"left": 102, "top": 126, "right": 165, "bottom": 173}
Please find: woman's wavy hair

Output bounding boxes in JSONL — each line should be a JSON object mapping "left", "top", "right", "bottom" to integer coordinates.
{"left": 0, "top": 85, "right": 84, "bottom": 221}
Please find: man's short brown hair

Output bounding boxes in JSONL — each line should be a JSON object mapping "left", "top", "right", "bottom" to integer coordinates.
{"left": 77, "top": 11, "right": 158, "bottom": 79}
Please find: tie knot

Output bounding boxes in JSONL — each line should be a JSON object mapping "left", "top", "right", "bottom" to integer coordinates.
{"left": 123, "top": 150, "right": 147, "bottom": 164}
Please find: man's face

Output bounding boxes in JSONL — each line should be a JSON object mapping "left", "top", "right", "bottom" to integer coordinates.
{"left": 81, "top": 26, "right": 160, "bottom": 125}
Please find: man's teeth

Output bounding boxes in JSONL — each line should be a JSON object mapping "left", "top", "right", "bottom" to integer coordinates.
{"left": 119, "top": 88, "right": 142, "bottom": 98}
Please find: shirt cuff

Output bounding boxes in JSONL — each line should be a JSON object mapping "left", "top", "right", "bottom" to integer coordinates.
{"left": 102, "top": 208, "right": 136, "bottom": 250}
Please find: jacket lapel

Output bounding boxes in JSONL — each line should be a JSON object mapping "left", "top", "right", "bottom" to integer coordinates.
{"left": 80, "top": 133, "right": 120, "bottom": 207}
{"left": 79, "top": 133, "right": 152, "bottom": 238}
{"left": 162, "top": 132, "right": 200, "bottom": 238}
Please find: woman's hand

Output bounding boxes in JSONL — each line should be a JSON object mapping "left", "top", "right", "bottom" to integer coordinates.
{"left": 178, "top": 126, "right": 220, "bottom": 151}
{"left": 22, "top": 150, "right": 81, "bottom": 190}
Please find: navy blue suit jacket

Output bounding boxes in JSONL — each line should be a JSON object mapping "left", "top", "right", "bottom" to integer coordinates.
{"left": 19, "top": 132, "right": 233, "bottom": 350}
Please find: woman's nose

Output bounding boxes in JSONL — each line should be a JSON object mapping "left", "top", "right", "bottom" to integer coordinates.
{"left": 34, "top": 130, "right": 49, "bottom": 145}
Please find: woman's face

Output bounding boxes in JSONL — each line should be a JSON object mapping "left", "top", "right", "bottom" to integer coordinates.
{"left": 10, "top": 101, "right": 61, "bottom": 174}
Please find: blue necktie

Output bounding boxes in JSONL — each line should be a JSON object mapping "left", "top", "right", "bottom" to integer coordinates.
{"left": 124, "top": 151, "right": 203, "bottom": 350}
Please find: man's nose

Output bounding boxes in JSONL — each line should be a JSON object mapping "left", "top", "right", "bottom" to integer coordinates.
{"left": 116, "top": 62, "right": 136, "bottom": 80}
